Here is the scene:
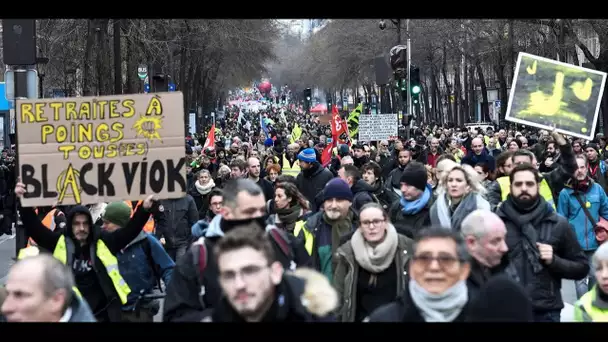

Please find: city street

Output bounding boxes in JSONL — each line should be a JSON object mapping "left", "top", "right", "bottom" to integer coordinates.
{"left": 0, "top": 231, "right": 577, "bottom": 322}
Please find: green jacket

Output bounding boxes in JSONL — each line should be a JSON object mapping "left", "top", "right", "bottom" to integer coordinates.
{"left": 333, "top": 232, "right": 413, "bottom": 322}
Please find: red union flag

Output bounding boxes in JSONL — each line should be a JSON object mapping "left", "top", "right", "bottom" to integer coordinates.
{"left": 330, "top": 105, "right": 350, "bottom": 145}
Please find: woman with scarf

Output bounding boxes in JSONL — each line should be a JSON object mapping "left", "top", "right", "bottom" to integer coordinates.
{"left": 272, "top": 182, "right": 310, "bottom": 232}
{"left": 365, "top": 228, "right": 474, "bottom": 322}
{"left": 189, "top": 169, "right": 216, "bottom": 219}
{"left": 334, "top": 203, "right": 413, "bottom": 322}
{"left": 558, "top": 154, "right": 608, "bottom": 299}
{"left": 433, "top": 157, "right": 458, "bottom": 198}
{"left": 430, "top": 163, "right": 490, "bottom": 232}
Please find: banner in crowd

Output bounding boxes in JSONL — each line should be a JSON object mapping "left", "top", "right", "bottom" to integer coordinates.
{"left": 17, "top": 92, "right": 187, "bottom": 207}
{"left": 505, "top": 52, "right": 607, "bottom": 140}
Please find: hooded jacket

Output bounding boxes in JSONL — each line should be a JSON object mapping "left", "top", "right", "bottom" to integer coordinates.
{"left": 201, "top": 268, "right": 337, "bottom": 322}
{"left": 20, "top": 204, "right": 150, "bottom": 322}
{"left": 163, "top": 214, "right": 307, "bottom": 322}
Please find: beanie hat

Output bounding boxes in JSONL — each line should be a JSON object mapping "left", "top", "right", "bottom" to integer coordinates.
{"left": 338, "top": 144, "right": 350, "bottom": 157}
{"left": 103, "top": 202, "right": 132, "bottom": 228}
{"left": 400, "top": 162, "right": 428, "bottom": 192}
{"left": 264, "top": 137, "right": 274, "bottom": 147}
{"left": 323, "top": 178, "right": 353, "bottom": 202}
{"left": 586, "top": 142, "right": 599, "bottom": 153}
{"left": 298, "top": 148, "right": 317, "bottom": 163}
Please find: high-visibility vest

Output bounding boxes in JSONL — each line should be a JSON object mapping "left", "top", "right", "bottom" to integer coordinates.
{"left": 18, "top": 245, "right": 84, "bottom": 300}
{"left": 130, "top": 201, "right": 155, "bottom": 233}
{"left": 53, "top": 235, "right": 131, "bottom": 305}
{"left": 293, "top": 221, "right": 314, "bottom": 256}
{"left": 282, "top": 154, "right": 301, "bottom": 177}
{"left": 574, "top": 287, "right": 608, "bottom": 322}
{"left": 28, "top": 209, "right": 58, "bottom": 247}
{"left": 496, "top": 176, "right": 555, "bottom": 210}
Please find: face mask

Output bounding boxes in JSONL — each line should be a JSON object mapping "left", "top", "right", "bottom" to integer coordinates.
{"left": 220, "top": 215, "right": 267, "bottom": 234}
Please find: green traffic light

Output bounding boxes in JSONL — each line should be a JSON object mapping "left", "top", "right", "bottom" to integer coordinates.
{"left": 412, "top": 85, "right": 421, "bottom": 94}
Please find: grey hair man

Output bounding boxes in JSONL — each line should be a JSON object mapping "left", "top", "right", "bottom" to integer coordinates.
{"left": 1, "top": 254, "right": 96, "bottom": 322}
{"left": 461, "top": 209, "right": 510, "bottom": 298}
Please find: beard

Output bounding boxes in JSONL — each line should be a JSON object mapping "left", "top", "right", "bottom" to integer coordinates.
{"left": 512, "top": 193, "right": 539, "bottom": 211}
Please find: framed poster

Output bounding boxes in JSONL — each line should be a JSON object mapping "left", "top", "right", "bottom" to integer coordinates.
{"left": 505, "top": 52, "right": 607, "bottom": 140}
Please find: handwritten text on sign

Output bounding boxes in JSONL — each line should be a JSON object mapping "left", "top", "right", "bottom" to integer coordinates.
{"left": 17, "top": 92, "right": 187, "bottom": 207}
{"left": 358, "top": 114, "right": 398, "bottom": 142}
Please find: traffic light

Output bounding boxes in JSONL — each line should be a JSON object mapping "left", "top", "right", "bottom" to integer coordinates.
{"left": 304, "top": 88, "right": 312, "bottom": 101}
{"left": 152, "top": 74, "right": 168, "bottom": 92}
{"left": 410, "top": 65, "right": 421, "bottom": 95}
{"left": 304, "top": 88, "right": 312, "bottom": 112}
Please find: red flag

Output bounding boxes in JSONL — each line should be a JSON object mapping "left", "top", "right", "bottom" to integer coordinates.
{"left": 321, "top": 142, "right": 334, "bottom": 167}
{"left": 203, "top": 124, "right": 215, "bottom": 151}
{"left": 330, "top": 105, "right": 350, "bottom": 146}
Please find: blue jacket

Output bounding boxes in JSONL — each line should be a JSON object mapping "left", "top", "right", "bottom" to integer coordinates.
{"left": 558, "top": 182, "right": 608, "bottom": 251}
{"left": 461, "top": 149, "right": 496, "bottom": 172}
{"left": 117, "top": 232, "right": 175, "bottom": 310}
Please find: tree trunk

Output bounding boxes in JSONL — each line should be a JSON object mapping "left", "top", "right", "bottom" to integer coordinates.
{"left": 454, "top": 64, "right": 462, "bottom": 126}
{"left": 469, "top": 64, "right": 476, "bottom": 123}
{"left": 113, "top": 19, "right": 122, "bottom": 95}
{"left": 441, "top": 44, "right": 453, "bottom": 123}
{"left": 476, "top": 59, "right": 490, "bottom": 122}
{"left": 83, "top": 20, "right": 96, "bottom": 96}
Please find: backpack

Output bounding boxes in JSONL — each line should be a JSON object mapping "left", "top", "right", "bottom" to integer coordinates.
{"left": 191, "top": 227, "right": 296, "bottom": 308}
{"left": 141, "top": 237, "right": 163, "bottom": 291}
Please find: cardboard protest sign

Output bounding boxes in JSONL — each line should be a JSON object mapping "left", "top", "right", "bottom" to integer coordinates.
{"left": 505, "top": 52, "right": 607, "bottom": 140}
{"left": 17, "top": 92, "right": 187, "bottom": 207}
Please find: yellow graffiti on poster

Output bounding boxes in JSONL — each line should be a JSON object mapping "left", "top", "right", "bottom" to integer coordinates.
{"left": 505, "top": 52, "right": 607, "bottom": 140}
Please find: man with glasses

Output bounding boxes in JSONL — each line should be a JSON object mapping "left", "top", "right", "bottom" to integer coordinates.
{"left": 365, "top": 228, "right": 473, "bottom": 322}
{"left": 201, "top": 225, "right": 337, "bottom": 322}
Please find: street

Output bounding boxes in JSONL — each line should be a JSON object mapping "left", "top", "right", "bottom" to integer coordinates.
{"left": 0, "top": 232, "right": 577, "bottom": 322}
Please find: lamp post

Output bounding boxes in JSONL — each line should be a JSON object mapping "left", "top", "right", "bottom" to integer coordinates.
{"left": 36, "top": 56, "right": 49, "bottom": 98}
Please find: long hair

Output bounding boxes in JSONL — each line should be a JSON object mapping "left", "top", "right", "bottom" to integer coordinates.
{"left": 275, "top": 182, "right": 310, "bottom": 211}
{"left": 438, "top": 163, "right": 486, "bottom": 196}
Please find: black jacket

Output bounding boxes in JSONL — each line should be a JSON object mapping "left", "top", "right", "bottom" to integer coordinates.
{"left": 200, "top": 273, "right": 336, "bottom": 322}
{"left": 162, "top": 219, "right": 307, "bottom": 322}
{"left": 20, "top": 204, "right": 150, "bottom": 321}
{"left": 495, "top": 197, "right": 589, "bottom": 312}
{"left": 365, "top": 282, "right": 472, "bottom": 322}
{"left": 388, "top": 195, "right": 433, "bottom": 239}
{"left": 296, "top": 162, "right": 333, "bottom": 212}
{"left": 487, "top": 142, "right": 576, "bottom": 210}
{"left": 159, "top": 195, "right": 199, "bottom": 248}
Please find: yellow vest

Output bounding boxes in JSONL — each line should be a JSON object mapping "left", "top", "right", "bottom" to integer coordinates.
{"left": 53, "top": 235, "right": 131, "bottom": 305}
{"left": 293, "top": 221, "right": 314, "bottom": 256}
{"left": 496, "top": 176, "right": 555, "bottom": 210}
{"left": 282, "top": 154, "right": 301, "bottom": 177}
{"left": 17, "top": 246, "right": 84, "bottom": 299}
{"left": 574, "top": 287, "right": 608, "bottom": 322}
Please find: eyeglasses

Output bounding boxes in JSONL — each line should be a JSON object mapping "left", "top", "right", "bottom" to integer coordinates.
{"left": 412, "top": 254, "right": 462, "bottom": 269}
{"left": 219, "top": 264, "right": 268, "bottom": 283}
{"left": 360, "top": 219, "right": 385, "bottom": 227}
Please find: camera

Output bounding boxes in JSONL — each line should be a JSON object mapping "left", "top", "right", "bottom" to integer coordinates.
{"left": 378, "top": 20, "right": 386, "bottom": 30}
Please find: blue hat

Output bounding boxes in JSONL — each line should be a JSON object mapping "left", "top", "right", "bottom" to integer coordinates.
{"left": 297, "top": 148, "right": 317, "bottom": 163}
{"left": 323, "top": 178, "right": 353, "bottom": 202}
{"left": 264, "top": 138, "right": 274, "bottom": 147}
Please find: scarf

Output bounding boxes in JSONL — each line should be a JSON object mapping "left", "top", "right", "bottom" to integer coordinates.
{"left": 409, "top": 279, "right": 468, "bottom": 322}
{"left": 432, "top": 192, "right": 482, "bottom": 232}
{"left": 350, "top": 223, "right": 398, "bottom": 273}
{"left": 195, "top": 179, "right": 216, "bottom": 195}
{"left": 323, "top": 210, "right": 354, "bottom": 255}
{"left": 400, "top": 185, "right": 432, "bottom": 215}
{"left": 571, "top": 177, "right": 591, "bottom": 193}
{"left": 499, "top": 196, "right": 550, "bottom": 274}
{"left": 275, "top": 204, "right": 302, "bottom": 232}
